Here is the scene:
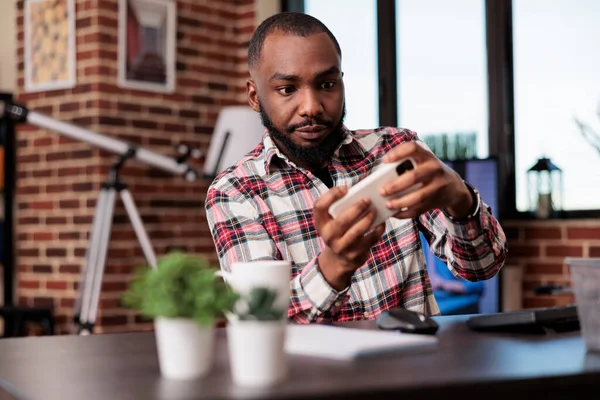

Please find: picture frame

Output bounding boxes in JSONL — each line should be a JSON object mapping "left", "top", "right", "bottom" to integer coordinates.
{"left": 24, "top": 0, "right": 76, "bottom": 93}
{"left": 117, "top": 0, "right": 177, "bottom": 93}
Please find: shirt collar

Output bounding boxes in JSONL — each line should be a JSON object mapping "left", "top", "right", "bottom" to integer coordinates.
{"left": 263, "top": 125, "right": 366, "bottom": 175}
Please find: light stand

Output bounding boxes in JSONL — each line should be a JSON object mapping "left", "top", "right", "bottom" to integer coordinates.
{"left": 0, "top": 100, "right": 199, "bottom": 335}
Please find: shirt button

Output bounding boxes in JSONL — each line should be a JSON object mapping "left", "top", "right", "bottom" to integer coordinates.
{"left": 468, "top": 229, "right": 475, "bottom": 236}
{"left": 363, "top": 311, "right": 370, "bottom": 318}
{"left": 335, "top": 301, "right": 342, "bottom": 307}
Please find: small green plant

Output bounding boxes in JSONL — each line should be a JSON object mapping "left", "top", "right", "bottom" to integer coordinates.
{"left": 121, "top": 251, "right": 239, "bottom": 327}
{"left": 235, "top": 287, "right": 285, "bottom": 321}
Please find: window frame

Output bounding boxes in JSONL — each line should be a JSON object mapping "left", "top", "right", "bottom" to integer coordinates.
{"left": 280, "top": 0, "right": 600, "bottom": 219}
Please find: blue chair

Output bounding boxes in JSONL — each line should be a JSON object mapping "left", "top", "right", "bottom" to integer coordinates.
{"left": 420, "top": 232, "right": 484, "bottom": 315}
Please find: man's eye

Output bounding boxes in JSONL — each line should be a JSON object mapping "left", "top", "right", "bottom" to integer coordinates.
{"left": 322, "top": 81, "right": 336, "bottom": 90}
{"left": 277, "top": 86, "right": 295, "bottom": 95}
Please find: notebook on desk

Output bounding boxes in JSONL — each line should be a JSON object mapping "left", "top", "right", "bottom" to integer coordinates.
{"left": 285, "top": 324, "right": 438, "bottom": 361}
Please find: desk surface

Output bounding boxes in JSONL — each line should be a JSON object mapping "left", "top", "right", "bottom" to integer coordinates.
{"left": 0, "top": 315, "right": 599, "bottom": 400}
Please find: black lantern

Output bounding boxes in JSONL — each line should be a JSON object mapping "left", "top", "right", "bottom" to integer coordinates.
{"left": 527, "top": 157, "right": 563, "bottom": 219}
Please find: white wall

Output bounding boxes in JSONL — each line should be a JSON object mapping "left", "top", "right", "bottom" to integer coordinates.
{"left": 0, "top": 0, "right": 16, "bottom": 92}
{"left": 255, "top": 0, "right": 280, "bottom": 27}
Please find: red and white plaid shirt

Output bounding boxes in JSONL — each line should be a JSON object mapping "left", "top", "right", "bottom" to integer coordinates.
{"left": 205, "top": 126, "right": 507, "bottom": 323}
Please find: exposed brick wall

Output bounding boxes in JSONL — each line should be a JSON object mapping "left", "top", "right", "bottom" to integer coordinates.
{"left": 15, "top": 0, "right": 256, "bottom": 334}
{"left": 504, "top": 219, "right": 600, "bottom": 309}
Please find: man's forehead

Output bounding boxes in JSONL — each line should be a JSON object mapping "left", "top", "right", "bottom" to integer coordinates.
{"left": 256, "top": 32, "right": 340, "bottom": 77}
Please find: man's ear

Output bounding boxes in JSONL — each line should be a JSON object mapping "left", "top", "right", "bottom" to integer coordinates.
{"left": 247, "top": 79, "right": 260, "bottom": 112}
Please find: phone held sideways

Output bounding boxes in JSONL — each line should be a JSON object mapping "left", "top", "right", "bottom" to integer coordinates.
{"left": 328, "top": 158, "right": 422, "bottom": 229}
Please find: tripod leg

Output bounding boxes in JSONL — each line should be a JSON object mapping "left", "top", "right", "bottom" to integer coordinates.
{"left": 119, "top": 188, "right": 157, "bottom": 269}
{"left": 74, "top": 185, "right": 117, "bottom": 335}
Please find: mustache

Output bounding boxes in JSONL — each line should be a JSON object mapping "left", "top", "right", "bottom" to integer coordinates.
{"left": 286, "top": 118, "right": 333, "bottom": 134}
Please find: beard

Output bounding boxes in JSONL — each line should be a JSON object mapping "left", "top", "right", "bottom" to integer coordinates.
{"left": 258, "top": 100, "right": 347, "bottom": 170}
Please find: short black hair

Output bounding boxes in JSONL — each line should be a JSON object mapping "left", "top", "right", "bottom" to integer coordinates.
{"left": 247, "top": 12, "right": 342, "bottom": 70}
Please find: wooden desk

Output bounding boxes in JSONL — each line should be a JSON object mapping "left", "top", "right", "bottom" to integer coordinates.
{"left": 0, "top": 315, "right": 598, "bottom": 400}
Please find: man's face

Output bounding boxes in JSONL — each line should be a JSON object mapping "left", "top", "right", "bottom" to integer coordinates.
{"left": 247, "top": 32, "right": 346, "bottom": 170}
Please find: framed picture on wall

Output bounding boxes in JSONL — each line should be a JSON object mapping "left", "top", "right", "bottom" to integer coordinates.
{"left": 24, "top": 0, "right": 76, "bottom": 92}
{"left": 117, "top": 0, "right": 177, "bottom": 93}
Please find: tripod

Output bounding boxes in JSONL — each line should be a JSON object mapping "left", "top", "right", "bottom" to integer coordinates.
{"left": 73, "top": 149, "right": 158, "bottom": 335}
{"left": 0, "top": 100, "right": 199, "bottom": 335}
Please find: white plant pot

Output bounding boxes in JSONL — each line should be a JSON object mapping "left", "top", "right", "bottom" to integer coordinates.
{"left": 154, "top": 317, "right": 214, "bottom": 380}
{"left": 227, "top": 320, "right": 288, "bottom": 388}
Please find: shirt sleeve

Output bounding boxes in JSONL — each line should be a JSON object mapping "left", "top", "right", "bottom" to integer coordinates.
{"left": 204, "top": 187, "right": 350, "bottom": 323}
{"left": 418, "top": 189, "right": 508, "bottom": 283}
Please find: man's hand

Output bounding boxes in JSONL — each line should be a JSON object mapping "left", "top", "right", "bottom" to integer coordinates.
{"left": 380, "top": 141, "right": 474, "bottom": 220}
{"left": 313, "top": 186, "right": 386, "bottom": 291}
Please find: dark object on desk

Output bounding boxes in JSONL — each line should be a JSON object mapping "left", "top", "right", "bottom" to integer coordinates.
{"left": 533, "top": 284, "right": 573, "bottom": 295}
{"left": 376, "top": 308, "right": 439, "bottom": 334}
{"left": 466, "top": 304, "right": 580, "bottom": 334}
{"left": 0, "top": 306, "right": 54, "bottom": 337}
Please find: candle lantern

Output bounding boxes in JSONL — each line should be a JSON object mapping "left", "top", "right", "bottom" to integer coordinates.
{"left": 527, "top": 157, "right": 563, "bottom": 219}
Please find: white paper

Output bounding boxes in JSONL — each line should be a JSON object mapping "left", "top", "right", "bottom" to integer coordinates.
{"left": 284, "top": 324, "right": 438, "bottom": 361}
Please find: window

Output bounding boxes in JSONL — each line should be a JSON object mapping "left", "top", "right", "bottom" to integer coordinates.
{"left": 512, "top": 0, "right": 600, "bottom": 212}
{"left": 283, "top": 0, "right": 600, "bottom": 217}
{"left": 304, "top": 0, "right": 379, "bottom": 130}
{"left": 396, "top": 0, "right": 489, "bottom": 160}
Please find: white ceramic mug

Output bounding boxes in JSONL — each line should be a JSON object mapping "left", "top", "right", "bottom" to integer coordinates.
{"left": 227, "top": 319, "right": 288, "bottom": 387}
{"left": 216, "top": 260, "right": 291, "bottom": 315}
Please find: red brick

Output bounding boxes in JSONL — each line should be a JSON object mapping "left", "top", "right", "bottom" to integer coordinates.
{"left": 59, "top": 232, "right": 81, "bottom": 240}
{"left": 98, "top": 15, "right": 117, "bottom": 28}
{"left": 33, "top": 265, "right": 53, "bottom": 273}
{"left": 46, "top": 248, "right": 67, "bottom": 257}
{"left": 523, "top": 297, "right": 561, "bottom": 309}
{"left": 59, "top": 102, "right": 80, "bottom": 112}
{"left": 524, "top": 262, "right": 564, "bottom": 275}
{"left": 590, "top": 247, "right": 600, "bottom": 257}
{"left": 101, "top": 298, "right": 122, "bottom": 309}
{"left": 18, "top": 154, "right": 41, "bottom": 163}
{"left": 46, "top": 217, "right": 68, "bottom": 225}
{"left": 567, "top": 228, "right": 600, "bottom": 240}
{"left": 59, "top": 265, "right": 81, "bottom": 274}
{"left": 545, "top": 245, "right": 583, "bottom": 257}
{"left": 47, "top": 184, "right": 69, "bottom": 193}
{"left": 32, "top": 297, "right": 55, "bottom": 308}
{"left": 100, "top": 315, "right": 128, "bottom": 326}
{"left": 524, "top": 227, "right": 562, "bottom": 240}
{"left": 46, "top": 281, "right": 70, "bottom": 290}
{"left": 20, "top": 280, "right": 40, "bottom": 289}
{"left": 77, "top": 49, "right": 97, "bottom": 61}
{"left": 32, "top": 169, "right": 52, "bottom": 178}
{"left": 18, "top": 216, "right": 39, "bottom": 225}
{"left": 18, "top": 185, "right": 40, "bottom": 195}
{"left": 508, "top": 244, "right": 541, "bottom": 258}
{"left": 32, "top": 232, "right": 54, "bottom": 241}
{"left": 29, "top": 201, "right": 54, "bottom": 210}
{"left": 60, "top": 298, "right": 76, "bottom": 308}
{"left": 33, "top": 137, "right": 54, "bottom": 147}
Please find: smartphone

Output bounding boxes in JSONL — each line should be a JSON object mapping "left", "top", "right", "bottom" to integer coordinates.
{"left": 328, "top": 158, "right": 422, "bottom": 229}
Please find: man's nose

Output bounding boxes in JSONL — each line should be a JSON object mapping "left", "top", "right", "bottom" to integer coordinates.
{"left": 298, "top": 89, "right": 324, "bottom": 118}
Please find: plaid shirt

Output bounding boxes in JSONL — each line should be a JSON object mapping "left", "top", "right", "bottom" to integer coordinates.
{"left": 205, "top": 126, "right": 507, "bottom": 323}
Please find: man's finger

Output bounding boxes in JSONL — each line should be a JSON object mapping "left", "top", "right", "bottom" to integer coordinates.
{"left": 313, "top": 186, "right": 348, "bottom": 222}
{"left": 324, "top": 199, "right": 373, "bottom": 249}
{"left": 382, "top": 140, "right": 430, "bottom": 164}
{"left": 337, "top": 208, "right": 377, "bottom": 250}
{"left": 379, "top": 159, "right": 439, "bottom": 197}
{"left": 386, "top": 181, "right": 443, "bottom": 219}
{"left": 364, "top": 222, "right": 386, "bottom": 243}
{"left": 344, "top": 222, "right": 386, "bottom": 263}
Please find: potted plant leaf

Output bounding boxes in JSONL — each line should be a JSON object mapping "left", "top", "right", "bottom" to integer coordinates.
{"left": 121, "top": 251, "right": 238, "bottom": 380}
{"left": 227, "top": 287, "right": 288, "bottom": 388}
